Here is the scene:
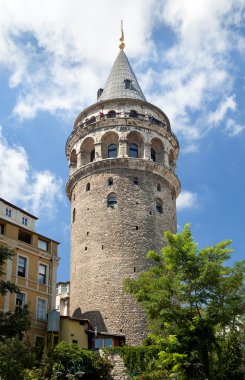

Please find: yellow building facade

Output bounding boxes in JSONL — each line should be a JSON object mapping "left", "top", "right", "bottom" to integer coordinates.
{"left": 0, "top": 198, "right": 59, "bottom": 346}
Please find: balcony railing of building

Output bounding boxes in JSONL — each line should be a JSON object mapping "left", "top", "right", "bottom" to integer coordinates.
{"left": 66, "top": 111, "right": 179, "bottom": 151}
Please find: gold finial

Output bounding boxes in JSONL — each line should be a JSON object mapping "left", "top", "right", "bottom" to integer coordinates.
{"left": 119, "top": 20, "right": 125, "bottom": 50}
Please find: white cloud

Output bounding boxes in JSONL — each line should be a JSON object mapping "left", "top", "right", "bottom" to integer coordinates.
{"left": 0, "top": 0, "right": 244, "bottom": 144}
{"left": 208, "top": 97, "right": 237, "bottom": 126}
{"left": 0, "top": 127, "right": 63, "bottom": 217}
{"left": 177, "top": 190, "right": 198, "bottom": 211}
{"left": 225, "top": 119, "right": 245, "bottom": 137}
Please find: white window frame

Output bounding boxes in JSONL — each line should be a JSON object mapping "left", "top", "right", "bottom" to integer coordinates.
{"left": 17, "top": 254, "right": 28, "bottom": 278}
{"left": 22, "top": 216, "right": 28, "bottom": 226}
{"left": 16, "top": 292, "right": 27, "bottom": 307}
{"left": 38, "top": 239, "right": 48, "bottom": 251}
{"left": 38, "top": 262, "right": 48, "bottom": 285}
{"left": 5, "top": 208, "right": 12, "bottom": 217}
{"left": 36, "top": 297, "right": 47, "bottom": 321}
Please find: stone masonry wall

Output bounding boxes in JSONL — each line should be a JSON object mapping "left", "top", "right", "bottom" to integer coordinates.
{"left": 69, "top": 163, "right": 177, "bottom": 345}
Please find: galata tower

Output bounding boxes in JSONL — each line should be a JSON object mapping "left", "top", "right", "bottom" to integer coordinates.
{"left": 66, "top": 28, "right": 180, "bottom": 345}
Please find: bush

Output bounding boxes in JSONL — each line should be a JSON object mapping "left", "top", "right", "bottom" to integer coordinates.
{"left": 51, "top": 341, "right": 112, "bottom": 380}
{"left": 107, "top": 345, "right": 160, "bottom": 377}
{"left": 0, "top": 338, "right": 35, "bottom": 380}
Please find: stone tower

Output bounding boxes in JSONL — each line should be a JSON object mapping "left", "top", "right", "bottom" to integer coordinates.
{"left": 66, "top": 33, "right": 180, "bottom": 345}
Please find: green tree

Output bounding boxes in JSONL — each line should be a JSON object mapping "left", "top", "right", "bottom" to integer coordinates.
{"left": 0, "top": 244, "right": 31, "bottom": 340}
{"left": 0, "top": 304, "right": 31, "bottom": 340}
{"left": 0, "top": 245, "right": 19, "bottom": 295}
{"left": 0, "top": 337, "right": 35, "bottom": 380}
{"left": 125, "top": 225, "right": 245, "bottom": 379}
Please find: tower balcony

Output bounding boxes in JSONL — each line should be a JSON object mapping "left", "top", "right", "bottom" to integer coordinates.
{"left": 66, "top": 110, "right": 179, "bottom": 157}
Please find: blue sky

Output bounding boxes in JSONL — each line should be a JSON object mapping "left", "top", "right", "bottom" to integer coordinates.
{"left": 0, "top": 0, "right": 244, "bottom": 281}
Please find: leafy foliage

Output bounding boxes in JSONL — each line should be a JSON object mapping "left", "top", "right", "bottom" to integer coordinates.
{"left": 0, "top": 245, "right": 19, "bottom": 295}
{"left": 51, "top": 341, "right": 112, "bottom": 379}
{"left": 0, "top": 304, "right": 31, "bottom": 340}
{"left": 125, "top": 225, "right": 245, "bottom": 379}
{"left": 107, "top": 345, "right": 160, "bottom": 377}
{"left": 0, "top": 337, "right": 35, "bottom": 380}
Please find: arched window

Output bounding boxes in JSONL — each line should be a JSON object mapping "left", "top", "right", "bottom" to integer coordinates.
{"left": 87, "top": 116, "right": 96, "bottom": 125}
{"left": 72, "top": 208, "right": 76, "bottom": 222}
{"left": 90, "top": 149, "right": 95, "bottom": 162}
{"left": 86, "top": 183, "right": 90, "bottom": 191}
{"left": 108, "top": 178, "right": 113, "bottom": 186}
{"left": 107, "top": 194, "right": 117, "bottom": 208}
{"left": 157, "top": 183, "right": 161, "bottom": 192}
{"left": 151, "top": 148, "right": 156, "bottom": 162}
{"left": 108, "top": 144, "right": 117, "bottom": 158}
{"left": 129, "top": 143, "right": 138, "bottom": 158}
{"left": 156, "top": 200, "right": 163, "bottom": 214}
{"left": 129, "top": 110, "right": 138, "bottom": 118}
{"left": 134, "top": 177, "right": 139, "bottom": 185}
{"left": 107, "top": 110, "right": 116, "bottom": 119}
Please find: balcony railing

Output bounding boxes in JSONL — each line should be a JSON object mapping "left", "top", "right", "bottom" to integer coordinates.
{"left": 66, "top": 111, "right": 179, "bottom": 151}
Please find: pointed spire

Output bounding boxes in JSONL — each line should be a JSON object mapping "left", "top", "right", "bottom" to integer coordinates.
{"left": 119, "top": 20, "right": 125, "bottom": 50}
{"left": 98, "top": 23, "right": 146, "bottom": 102}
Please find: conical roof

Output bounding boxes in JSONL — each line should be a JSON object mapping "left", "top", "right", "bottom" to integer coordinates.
{"left": 98, "top": 49, "right": 146, "bottom": 102}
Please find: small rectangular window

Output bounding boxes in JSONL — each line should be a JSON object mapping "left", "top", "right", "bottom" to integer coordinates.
{"left": 38, "top": 264, "right": 47, "bottom": 284}
{"left": 5, "top": 208, "right": 12, "bottom": 217}
{"left": 22, "top": 216, "right": 28, "bottom": 226}
{"left": 18, "top": 230, "right": 32, "bottom": 244}
{"left": 0, "top": 224, "right": 4, "bottom": 234}
{"left": 37, "top": 298, "right": 47, "bottom": 320}
{"left": 38, "top": 239, "right": 48, "bottom": 251}
{"left": 16, "top": 292, "right": 26, "bottom": 307}
{"left": 18, "top": 256, "right": 27, "bottom": 277}
{"left": 95, "top": 338, "right": 103, "bottom": 349}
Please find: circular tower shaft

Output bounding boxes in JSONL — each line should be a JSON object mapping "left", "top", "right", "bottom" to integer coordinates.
{"left": 66, "top": 49, "right": 180, "bottom": 345}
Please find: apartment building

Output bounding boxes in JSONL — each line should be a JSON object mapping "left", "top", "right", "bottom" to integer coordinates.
{"left": 0, "top": 198, "right": 59, "bottom": 346}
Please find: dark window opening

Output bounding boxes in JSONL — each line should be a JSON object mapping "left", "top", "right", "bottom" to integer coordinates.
{"left": 16, "top": 292, "right": 25, "bottom": 307}
{"left": 157, "top": 183, "right": 161, "bottom": 192}
{"left": 124, "top": 79, "right": 132, "bottom": 89}
{"left": 151, "top": 148, "right": 156, "bottom": 162}
{"left": 39, "top": 264, "right": 47, "bottom": 284}
{"left": 86, "top": 183, "right": 90, "bottom": 191}
{"left": 90, "top": 149, "right": 95, "bottom": 162}
{"left": 73, "top": 208, "right": 76, "bottom": 223}
{"left": 85, "top": 247, "right": 87, "bottom": 251}
{"left": 108, "top": 177, "right": 113, "bottom": 186}
{"left": 0, "top": 224, "right": 4, "bottom": 234}
{"left": 102, "top": 245, "right": 104, "bottom": 250}
{"left": 136, "top": 226, "right": 138, "bottom": 230}
{"left": 72, "top": 340, "right": 78, "bottom": 344}
{"left": 129, "top": 143, "right": 138, "bottom": 158}
{"left": 73, "top": 194, "right": 75, "bottom": 201}
{"left": 18, "top": 256, "right": 27, "bottom": 277}
{"left": 134, "top": 267, "right": 136, "bottom": 273}
{"left": 107, "top": 110, "right": 116, "bottom": 119}
{"left": 107, "top": 195, "right": 117, "bottom": 208}
{"left": 156, "top": 200, "right": 163, "bottom": 214}
{"left": 108, "top": 144, "right": 117, "bottom": 158}
{"left": 87, "top": 116, "right": 96, "bottom": 125}
{"left": 87, "top": 231, "right": 89, "bottom": 236}
{"left": 129, "top": 110, "right": 138, "bottom": 118}
{"left": 134, "top": 177, "right": 139, "bottom": 185}
{"left": 5, "top": 208, "right": 12, "bottom": 217}
{"left": 18, "top": 230, "right": 32, "bottom": 244}
{"left": 97, "top": 88, "right": 103, "bottom": 99}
